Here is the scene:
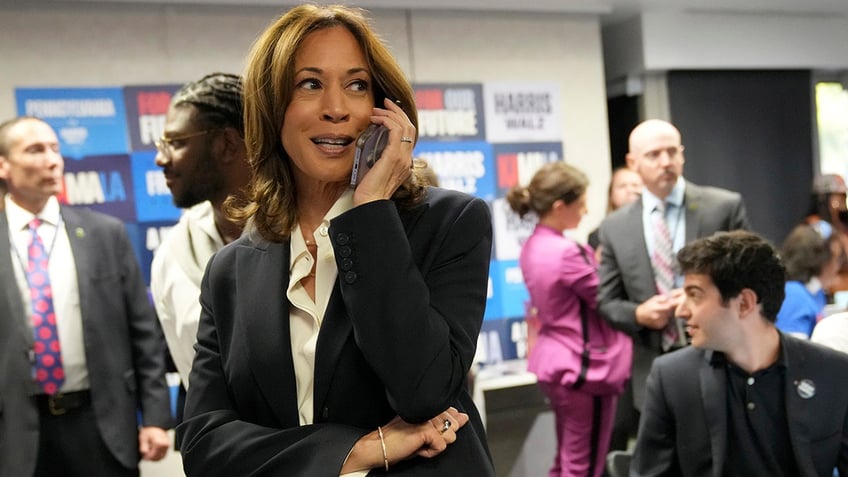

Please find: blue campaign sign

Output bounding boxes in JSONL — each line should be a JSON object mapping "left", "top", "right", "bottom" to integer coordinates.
{"left": 131, "top": 151, "right": 181, "bottom": 222}
{"left": 483, "top": 261, "right": 502, "bottom": 321}
{"left": 123, "top": 84, "right": 182, "bottom": 152}
{"left": 490, "top": 259, "right": 529, "bottom": 319}
{"left": 414, "top": 141, "right": 496, "bottom": 201}
{"left": 477, "top": 316, "right": 529, "bottom": 364}
{"left": 15, "top": 87, "right": 129, "bottom": 159}
{"left": 60, "top": 154, "right": 136, "bottom": 222}
{"left": 492, "top": 142, "right": 563, "bottom": 196}
{"left": 126, "top": 220, "right": 179, "bottom": 286}
{"left": 413, "top": 83, "right": 486, "bottom": 142}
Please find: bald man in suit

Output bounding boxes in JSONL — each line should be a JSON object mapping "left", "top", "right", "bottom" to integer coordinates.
{"left": 0, "top": 116, "right": 172, "bottom": 476}
{"left": 597, "top": 119, "right": 750, "bottom": 452}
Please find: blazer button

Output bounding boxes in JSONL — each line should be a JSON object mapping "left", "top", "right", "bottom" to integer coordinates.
{"left": 345, "top": 271, "right": 357, "bottom": 283}
{"left": 336, "top": 233, "right": 350, "bottom": 245}
{"left": 338, "top": 245, "right": 352, "bottom": 258}
{"left": 341, "top": 258, "right": 353, "bottom": 271}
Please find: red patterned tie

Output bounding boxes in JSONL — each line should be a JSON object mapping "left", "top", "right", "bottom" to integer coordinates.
{"left": 651, "top": 203, "right": 682, "bottom": 351}
{"left": 27, "top": 218, "right": 64, "bottom": 395}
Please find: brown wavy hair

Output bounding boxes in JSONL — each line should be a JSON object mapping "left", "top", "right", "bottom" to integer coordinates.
{"left": 230, "top": 4, "right": 424, "bottom": 242}
{"left": 781, "top": 223, "right": 838, "bottom": 283}
{"left": 506, "top": 162, "right": 588, "bottom": 219}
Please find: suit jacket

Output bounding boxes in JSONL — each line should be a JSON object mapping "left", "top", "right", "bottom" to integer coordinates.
{"left": 597, "top": 181, "right": 749, "bottom": 409}
{"left": 178, "top": 188, "right": 495, "bottom": 476}
{"left": 0, "top": 206, "right": 172, "bottom": 476}
{"left": 631, "top": 334, "right": 848, "bottom": 477}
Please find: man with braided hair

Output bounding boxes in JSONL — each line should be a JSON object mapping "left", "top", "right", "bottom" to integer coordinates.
{"left": 150, "top": 73, "right": 250, "bottom": 390}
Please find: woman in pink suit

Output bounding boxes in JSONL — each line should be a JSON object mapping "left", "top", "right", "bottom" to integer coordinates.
{"left": 507, "top": 162, "right": 620, "bottom": 477}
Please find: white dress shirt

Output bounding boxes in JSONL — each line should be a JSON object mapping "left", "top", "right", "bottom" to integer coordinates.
{"left": 285, "top": 189, "right": 368, "bottom": 477}
{"left": 5, "top": 194, "right": 88, "bottom": 393}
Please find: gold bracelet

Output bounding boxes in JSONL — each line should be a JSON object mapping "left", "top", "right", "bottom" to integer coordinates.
{"left": 377, "top": 426, "right": 389, "bottom": 472}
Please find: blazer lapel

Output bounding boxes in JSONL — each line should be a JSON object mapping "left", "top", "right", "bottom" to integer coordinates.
{"left": 626, "top": 202, "right": 655, "bottom": 286}
{"left": 0, "top": 212, "right": 32, "bottom": 350}
{"left": 236, "top": 237, "right": 300, "bottom": 427}
{"left": 684, "top": 182, "right": 702, "bottom": 243}
{"left": 783, "top": 340, "right": 816, "bottom": 476}
{"left": 699, "top": 351, "right": 728, "bottom": 477}
{"left": 312, "top": 282, "right": 352, "bottom": 419}
{"left": 60, "top": 208, "right": 93, "bottom": 321}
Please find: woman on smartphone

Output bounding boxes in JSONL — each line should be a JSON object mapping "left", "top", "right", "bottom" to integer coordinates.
{"left": 177, "top": 5, "right": 495, "bottom": 476}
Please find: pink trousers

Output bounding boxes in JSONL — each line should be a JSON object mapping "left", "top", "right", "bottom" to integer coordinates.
{"left": 538, "top": 382, "right": 618, "bottom": 477}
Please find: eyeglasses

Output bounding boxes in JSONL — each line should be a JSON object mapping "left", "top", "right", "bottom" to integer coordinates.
{"left": 155, "top": 129, "right": 219, "bottom": 159}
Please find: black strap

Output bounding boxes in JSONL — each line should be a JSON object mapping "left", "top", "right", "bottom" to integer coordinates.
{"left": 589, "top": 395, "right": 602, "bottom": 477}
{"left": 572, "top": 243, "right": 592, "bottom": 390}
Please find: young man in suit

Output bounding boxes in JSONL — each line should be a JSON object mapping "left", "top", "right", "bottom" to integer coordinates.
{"left": 0, "top": 116, "right": 172, "bottom": 476}
{"left": 597, "top": 119, "right": 750, "bottom": 451}
{"left": 632, "top": 230, "right": 848, "bottom": 476}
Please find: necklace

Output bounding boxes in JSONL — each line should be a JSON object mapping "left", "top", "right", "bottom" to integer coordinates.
{"left": 303, "top": 236, "right": 317, "bottom": 278}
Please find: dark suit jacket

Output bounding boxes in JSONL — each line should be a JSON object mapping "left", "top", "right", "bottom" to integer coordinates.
{"left": 631, "top": 334, "right": 848, "bottom": 477}
{"left": 597, "top": 181, "right": 749, "bottom": 409}
{"left": 178, "top": 188, "right": 495, "bottom": 476}
{"left": 0, "top": 206, "right": 172, "bottom": 476}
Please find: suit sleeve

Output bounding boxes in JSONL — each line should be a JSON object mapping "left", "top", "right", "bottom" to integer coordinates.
{"left": 729, "top": 193, "right": 751, "bottom": 231}
{"left": 631, "top": 359, "right": 679, "bottom": 476}
{"left": 841, "top": 403, "right": 848, "bottom": 477}
{"left": 114, "top": 220, "right": 172, "bottom": 428}
{"left": 329, "top": 197, "right": 492, "bottom": 422}
{"left": 597, "top": 223, "right": 642, "bottom": 335}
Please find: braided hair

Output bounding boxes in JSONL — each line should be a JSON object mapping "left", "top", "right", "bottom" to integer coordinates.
{"left": 172, "top": 73, "right": 243, "bottom": 134}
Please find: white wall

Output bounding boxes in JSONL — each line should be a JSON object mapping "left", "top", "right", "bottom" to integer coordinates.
{"left": 0, "top": 3, "right": 611, "bottom": 236}
{"left": 604, "top": 10, "right": 848, "bottom": 81}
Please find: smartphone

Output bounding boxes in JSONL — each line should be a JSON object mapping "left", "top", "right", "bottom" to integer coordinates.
{"left": 350, "top": 124, "right": 390, "bottom": 187}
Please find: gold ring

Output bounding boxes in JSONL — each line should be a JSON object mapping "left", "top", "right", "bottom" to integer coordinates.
{"left": 440, "top": 419, "right": 451, "bottom": 434}
{"left": 400, "top": 136, "right": 414, "bottom": 143}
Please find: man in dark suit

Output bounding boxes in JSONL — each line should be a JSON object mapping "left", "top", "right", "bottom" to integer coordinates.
{"left": 597, "top": 119, "right": 750, "bottom": 451}
{"left": 0, "top": 116, "right": 172, "bottom": 476}
{"left": 632, "top": 230, "right": 848, "bottom": 476}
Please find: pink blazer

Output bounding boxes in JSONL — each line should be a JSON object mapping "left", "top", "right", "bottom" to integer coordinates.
{"left": 520, "top": 224, "right": 601, "bottom": 383}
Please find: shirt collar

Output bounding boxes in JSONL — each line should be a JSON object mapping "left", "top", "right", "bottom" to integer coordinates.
{"left": 290, "top": 188, "right": 355, "bottom": 268}
{"left": 708, "top": 329, "right": 788, "bottom": 370}
{"left": 325, "top": 188, "right": 355, "bottom": 223}
{"left": 4, "top": 194, "right": 61, "bottom": 231}
{"left": 805, "top": 276, "right": 823, "bottom": 295}
{"left": 641, "top": 176, "right": 686, "bottom": 212}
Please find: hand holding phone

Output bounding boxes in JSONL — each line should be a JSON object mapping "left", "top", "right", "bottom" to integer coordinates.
{"left": 350, "top": 124, "right": 390, "bottom": 187}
